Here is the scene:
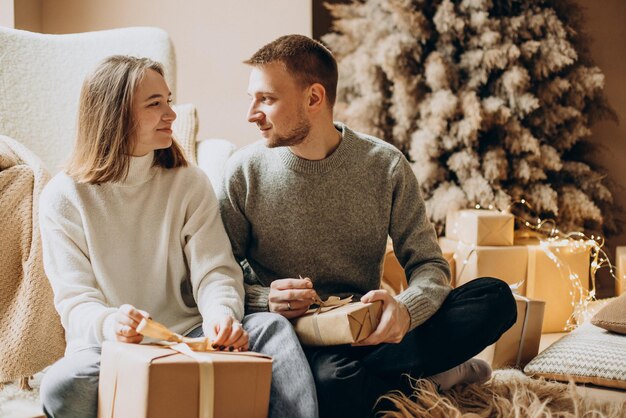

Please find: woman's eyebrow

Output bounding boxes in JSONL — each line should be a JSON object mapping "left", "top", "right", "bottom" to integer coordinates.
{"left": 143, "top": 92, "right": 172, "bottom": 101}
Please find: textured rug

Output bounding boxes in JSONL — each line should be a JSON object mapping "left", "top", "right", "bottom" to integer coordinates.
{"left": 379, "top": 369, "right": 625, "bottom": 417}
{"left": 0, "top": 374, "right": 43, "bottom": 418}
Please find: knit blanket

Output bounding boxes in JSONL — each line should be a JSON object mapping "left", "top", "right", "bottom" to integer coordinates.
{"left": 0, "top": 135, "right": 65, "bottom": 382}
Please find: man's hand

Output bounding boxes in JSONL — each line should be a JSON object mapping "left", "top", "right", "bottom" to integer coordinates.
{"left": 204, "top": 316, "right": 249, "bottom": 351}
{"left": 352, "top": 290, "right": 411, "bottom": 346}
{"left": 114, "top": 304, "right": 150, "bottom": 344}
{"left": 268, "top": 278, "right": 319, "bottom": 319}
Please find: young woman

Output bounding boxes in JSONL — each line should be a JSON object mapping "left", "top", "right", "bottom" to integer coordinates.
{"left": 39, "top": 55, "right": 317, "bottom": 418}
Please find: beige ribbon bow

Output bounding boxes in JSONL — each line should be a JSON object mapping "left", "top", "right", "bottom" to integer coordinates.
{"left": 137, "top": 317, "right": 215, "bottom": 352}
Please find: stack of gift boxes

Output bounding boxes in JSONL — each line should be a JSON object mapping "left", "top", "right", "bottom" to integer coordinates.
{"left": 439, "top": 209, "right": 592, "bottom": 369}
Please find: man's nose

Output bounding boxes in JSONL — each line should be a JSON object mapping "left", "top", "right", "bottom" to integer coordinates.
{"left": 247, "top": 104, "right": 263, "bottom": 124}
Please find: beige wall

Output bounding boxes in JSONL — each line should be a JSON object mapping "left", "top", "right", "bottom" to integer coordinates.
{"left": 0, "top": 0, "right": 15, "bottom": 28}
{"left": 22, "top": 0, "right": 311, "bottom": 148}
{"left": 578, "top": 0, "right": 626, "bottom": 294}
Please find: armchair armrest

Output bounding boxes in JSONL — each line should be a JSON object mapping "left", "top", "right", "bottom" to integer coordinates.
{"left": 197, "top": 138, "right": 237, "bottom": 191}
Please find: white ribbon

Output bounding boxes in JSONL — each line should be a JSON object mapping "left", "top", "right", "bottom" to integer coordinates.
{"left": 170, "top": 343, "right": 215, "bottom": 418}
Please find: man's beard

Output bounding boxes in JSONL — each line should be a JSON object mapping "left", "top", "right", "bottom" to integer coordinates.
{"left": 266, "top": 116, "right": 311, "bottom": 149}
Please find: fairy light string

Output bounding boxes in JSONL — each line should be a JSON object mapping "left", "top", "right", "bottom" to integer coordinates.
{"left": 450, "top": 199, "right": 616, "bottom": 330}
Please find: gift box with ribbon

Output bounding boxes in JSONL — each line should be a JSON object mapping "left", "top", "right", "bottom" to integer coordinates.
{"left": 292, "top": 300, "right": 383, "bottom": 346}
{"left": 98, "top": 341, "right": 272, "bottom": 418}
{"left": 474, "top": 294, "right": 545, "bottom": 369}
{"left": 519, "top": 238, "right": 591, "bottom": 332}
{"left": 445, "top": 209, "right": 514, "bottom": 246}
{"left": 439, "top": 237, "right": 528, "bottom": 292}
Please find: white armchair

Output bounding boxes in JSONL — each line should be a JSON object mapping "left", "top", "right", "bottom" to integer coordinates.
{"left": 0, "top": 25, "right": 236, "bottom": 384}
{"left": 0, "top": 25, "right": 235, "bottom": 188}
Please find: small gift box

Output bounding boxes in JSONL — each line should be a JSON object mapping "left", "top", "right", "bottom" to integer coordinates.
{"left": 474, "top": 294, "right": 545, "bottom": 369}
{"left": 520, "top": 238, "right": 591, "bottom": 333}
{"left": 616, "top": 246, "right": 626, "bottom": 296}
{"left": 439, "top": 237, "right": 528, "bottom": 292}
{"left": 382, "top": 238, "right": 455, "bottom": 293}
{"left": 98, "top": 341, "right": 272, "bottom": 418}
{"left": 292, "top": 301, "right": 383, "bottom": 346}
{"left": 443, "top": 252, "right": 456, "bottom": 287}
{"left": 445, "top": 209, "right": 514, "bottom": 246}
{"left": 381, "top": 239, "right": 408, "bottom": 296}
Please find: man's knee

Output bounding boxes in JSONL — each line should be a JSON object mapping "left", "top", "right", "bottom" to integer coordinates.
{"left": 476, "top": 277, "right": 517, "bottom": 328}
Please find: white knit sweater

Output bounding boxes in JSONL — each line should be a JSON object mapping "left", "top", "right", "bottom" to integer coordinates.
{"left": 39, "top": 152, "right": 244, "bottom": 354}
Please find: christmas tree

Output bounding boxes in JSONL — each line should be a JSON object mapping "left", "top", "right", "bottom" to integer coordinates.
{"left": 323, "top": 0, "right": 615, "bottom": 235}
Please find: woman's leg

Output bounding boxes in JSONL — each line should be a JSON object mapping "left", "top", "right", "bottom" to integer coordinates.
{"left": 40, "top": 347, "right": 101, "bottom": 418}
{"left": 244, "top": 312, "right": 319, "bottom": 418}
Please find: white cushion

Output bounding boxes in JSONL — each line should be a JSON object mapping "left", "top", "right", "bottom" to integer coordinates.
{"left": 524, "top": 322, "right": 626, "bottom": 390}
{"left": 196, "top": 139, "right": 237, "bottom": 191}
{"left": 171, "top": 104, "right": 198, "bottom": 164}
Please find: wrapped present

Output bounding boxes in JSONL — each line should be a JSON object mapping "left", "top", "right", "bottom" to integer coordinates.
{"left": 98, "top": 341, "right": 272, "bottom": 418}
{"left": 520, "top": 238, "right": 591, "bottom": 333}
{"left": 475, "top": 294, "right": 545, "bottom": 369}
{"left": 445, "top": 209, "right": 514, "bottom": 246}
{"left": 293, "top": 301, "right": 382, "bottom": 346}
{"left": 381, "top": 238, "right": 456, "bottom": 293}
{"left": 443, "top": 252, "right": 456, "bottom": 288}
{"left": 616, "top": 246, "right": 626, "bottom": 296}
{"left": 439, "top": 237, "right": 528, "bottom": 292}
{"left": 381, "top": 239, "right": 408, "bottom": 296}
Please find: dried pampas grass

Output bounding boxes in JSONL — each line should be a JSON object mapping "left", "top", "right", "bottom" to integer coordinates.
{"left": 377, "top": 369, "right": 624, "bottom": 418}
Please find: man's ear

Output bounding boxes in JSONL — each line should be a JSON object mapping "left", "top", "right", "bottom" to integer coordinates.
{"left": 307, "top": 83, "right": 326, "bottom": 112}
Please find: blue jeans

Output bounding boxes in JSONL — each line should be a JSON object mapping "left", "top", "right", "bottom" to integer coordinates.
{"left": 41, "top": 312, "right": 318, "bottom": 418}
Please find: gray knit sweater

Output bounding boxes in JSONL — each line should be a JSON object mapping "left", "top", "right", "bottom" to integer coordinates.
{"left": 218, "top": 123, "right": 451, "bottom": 331}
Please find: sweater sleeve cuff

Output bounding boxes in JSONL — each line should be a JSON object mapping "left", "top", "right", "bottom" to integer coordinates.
{"left": 245, "top": 283, "right": 270, "bottom": 313}
{"left": 202, "top": 306, "right": 240, "bottom": 336}
{"left": 102, "top": 311, "right": 118, "bottom": 342}
{"left": 395, "top": 289, "right": 438, "bottom": 332}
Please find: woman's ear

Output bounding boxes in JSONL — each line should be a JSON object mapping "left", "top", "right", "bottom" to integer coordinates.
{"left": 307, "top": 83, "right": 326, "bottom": 112}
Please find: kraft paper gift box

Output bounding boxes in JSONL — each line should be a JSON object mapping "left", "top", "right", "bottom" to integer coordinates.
{"left": 293, "top": 301, "right": 383, "bottom": 346}
{"left": 616, "top": 246, "right": 626, "bottom": 296}
{"left": 518, "top": 238, "right": 591, "bottom": 333}
{"left": 381, "top": 238, "right": 409, "bottom": 296}
{"left": 475, "top": 294, "right": 545, "bottom": 369}
{"left": 98, "top": 341, "right": 272, "bottom": 418}
{"left": 445, "top": 209, "right": 514, "bottom": 246}
{"left": 439, "top": 237, "right": 528, "bottom": 292}
{"left": 381, "top": 238, "right": 456, "bottom": 293}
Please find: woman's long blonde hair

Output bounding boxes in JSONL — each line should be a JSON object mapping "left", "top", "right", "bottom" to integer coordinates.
{"left": 66, "top": 55, "right": 187, "bottom": 184}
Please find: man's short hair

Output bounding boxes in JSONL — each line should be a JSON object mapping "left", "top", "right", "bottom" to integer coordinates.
{"left": 245, "top": 34, "right": 338, "bottom": 108}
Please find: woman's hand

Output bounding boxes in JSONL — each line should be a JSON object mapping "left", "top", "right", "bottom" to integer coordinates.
{"left": 113, "top": 304, "right": 150, "bottom": 344}
{"left": 204, "top": 316, "right": 249, "bottom": 352}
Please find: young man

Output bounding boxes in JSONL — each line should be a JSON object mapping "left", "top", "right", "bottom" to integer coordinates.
{"left": 219, "top": 34, "right": 517, "bottom": 417}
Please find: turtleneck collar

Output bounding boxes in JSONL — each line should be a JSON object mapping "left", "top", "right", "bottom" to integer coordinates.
{"left": 116, "top": 151, "right": 156, "bottom": 187}
{"left": 276, "top": 122, "right": 357, "bottom": 174}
